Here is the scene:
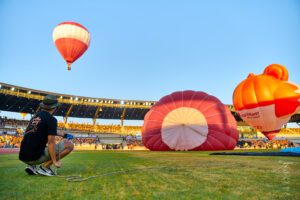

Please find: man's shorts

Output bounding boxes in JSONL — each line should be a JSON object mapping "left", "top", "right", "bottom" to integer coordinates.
{"left": 25, "top": 141, "right": 65, "bottom": 165}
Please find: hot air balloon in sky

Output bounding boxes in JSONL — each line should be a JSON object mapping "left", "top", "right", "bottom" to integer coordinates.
{"left": 142, "top": 91, "right": 239, "bottom": 151}
{"left": 233, "top": 64, "right": 300, "bottom": 140}
{"left": 53, "top": 22, "right": 90, "bottom": 70}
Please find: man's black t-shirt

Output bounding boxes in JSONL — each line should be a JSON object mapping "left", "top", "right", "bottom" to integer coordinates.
{"left": 19, "top": 111, "right": 57, "bottom": 162}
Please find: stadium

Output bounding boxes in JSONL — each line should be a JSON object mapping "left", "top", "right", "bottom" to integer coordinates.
{"left": 1, "top": 82, "right": 300, "bottom": 199}
{"left": 1, "top": 82, "right": 300, "bottom": 150}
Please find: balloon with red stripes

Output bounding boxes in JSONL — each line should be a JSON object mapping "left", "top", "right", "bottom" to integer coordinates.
{"left": 53, "top": 22, "right": 90, "bottom": 70}
{"left": 142, "top": 91, "right": 239, "bottom": 151}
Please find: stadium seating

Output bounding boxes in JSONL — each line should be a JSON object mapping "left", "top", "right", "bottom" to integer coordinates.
{"left": 0, "top": 117, "right": 299, "bottom": 150}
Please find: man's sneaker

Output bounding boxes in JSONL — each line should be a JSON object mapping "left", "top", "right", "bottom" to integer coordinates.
{"left": 25, "top": 165, "right": 38, "bottom": 175}
{"left": 46, "top": 167, "right": 56, "bottom": 176}
{"left": 36, "top": 165, "right": 56, "bottom": 176}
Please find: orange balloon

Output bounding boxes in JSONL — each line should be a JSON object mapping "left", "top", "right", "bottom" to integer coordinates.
{"left": 263, "top": 64, "right": 288, "bottom": 81}
{"left": 232, "top": 64, "right": 300, "bottom": 140}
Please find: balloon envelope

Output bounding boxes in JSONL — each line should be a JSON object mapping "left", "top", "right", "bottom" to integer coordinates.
{"left": 53, "top": 22, "right": 90, "bottom": 70}
{"left": 233, "top": 64, "right": 300, "bottom": 140}
{"left": 142, "top": 91, "right": 239, "bottom": 151}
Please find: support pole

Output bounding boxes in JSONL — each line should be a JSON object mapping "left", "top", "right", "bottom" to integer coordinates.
{"left": 120, "top": 108, "right": 126, "bottom": 127}
{"left": 63, "top": 104, "right": 73, "bottom": 128}
{"left": 93, "top": 107, "right": 102, "bottom": 131}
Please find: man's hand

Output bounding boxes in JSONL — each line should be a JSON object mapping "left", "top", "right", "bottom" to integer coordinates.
{"left": 54, "top": 160, "right": 62, "bottom": 168}
{"left": 64, "top": 133, "right": 74, "bottom": 140}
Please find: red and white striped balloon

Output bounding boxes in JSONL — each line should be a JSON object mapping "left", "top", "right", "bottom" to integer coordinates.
{"left": 53, "top": 22, "right": 90, "bottom": 70}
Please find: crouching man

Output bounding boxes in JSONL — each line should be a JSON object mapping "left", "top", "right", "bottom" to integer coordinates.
{"left": 19, "top": 95, "right": 74, "bottom": 176}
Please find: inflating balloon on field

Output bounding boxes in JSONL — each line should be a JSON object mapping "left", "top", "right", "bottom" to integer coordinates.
{"left": 142, "top": 90, "right": 239, "bottom": 151}
{"left": 53, "top": 22, "right": 91, "bottom": 70}
{"left": 232, "top": 64, "right": 300, "bottom": 140}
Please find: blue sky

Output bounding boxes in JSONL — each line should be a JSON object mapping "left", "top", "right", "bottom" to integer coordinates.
{"left": 0, "top": 0, "right": 300, "bottom": 123}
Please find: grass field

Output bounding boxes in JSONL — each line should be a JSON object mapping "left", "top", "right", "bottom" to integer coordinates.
{"left": 0, "top": 150, "right": 299, "bottom": 200}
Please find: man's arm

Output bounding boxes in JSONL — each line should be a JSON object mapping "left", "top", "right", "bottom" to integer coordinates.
{"left": 47, "top": 135, "right": 61, "bottom": 167}
{"left": 56, "top": 129, "right": 66, "bottom": 137}
{"left": 57, "top": 130, "right": 74, "bottom": 140}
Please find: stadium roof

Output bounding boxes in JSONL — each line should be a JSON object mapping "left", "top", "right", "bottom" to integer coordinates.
{"left": 0, "top": 82, "right": 299, "bottom": 123}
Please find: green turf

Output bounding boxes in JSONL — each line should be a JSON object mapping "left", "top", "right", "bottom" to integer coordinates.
{"left": 0, "top": 150, "right": 299, "bottom": 200}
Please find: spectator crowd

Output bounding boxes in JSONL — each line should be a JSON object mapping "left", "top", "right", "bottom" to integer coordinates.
{"left": 58, "top": 122, "right": 141, "bottom": 135}
{"left": 1, "top": 134, "right": 297, "bottom": 150}
{"left": 0, "top": 116, "right": 299, "bottom": 150}
{"left": 0, "top": 135, "right": 22, "bottom": 148}
{"left": 236, "top": 139, "right": 295, "bottom": 149}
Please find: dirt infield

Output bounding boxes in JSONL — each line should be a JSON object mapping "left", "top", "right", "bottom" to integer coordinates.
{"left": 0, "top": 148, "right": 20, "bottom": 155}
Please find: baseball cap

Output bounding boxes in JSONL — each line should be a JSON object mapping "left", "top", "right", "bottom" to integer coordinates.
{"left": 40, "top": 94, "right": 60, "bottom": 109}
